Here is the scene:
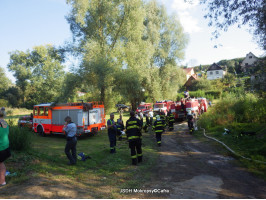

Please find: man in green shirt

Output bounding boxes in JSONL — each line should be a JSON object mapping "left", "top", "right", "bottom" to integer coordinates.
{"left": 0, "top": 107, "right": 11, "bottom": 186}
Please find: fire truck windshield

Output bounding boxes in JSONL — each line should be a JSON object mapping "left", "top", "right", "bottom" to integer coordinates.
{"left": 154, "top": 104, "right": 164, "bottom": 108}
{"left": 138, "top": 106, "right": 145, "bottom": 109}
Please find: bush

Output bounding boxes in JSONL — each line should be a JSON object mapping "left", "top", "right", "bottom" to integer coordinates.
{"left": 0, "top": 99, "right": 8, "bottom": 107}
{"left": 198, "top": 92, "right": 266, "bottom": 129}
{"left": 176, "top": 93, "right": 184, "bottom": 101}
{"left": 189, "top": 90, "right": 205, "bottom": 98}
{"left": 205, "top": 90, "right": 222, "bottom": 99}
{"left": 8, "top": 120, "right": 32, "bottom": 151}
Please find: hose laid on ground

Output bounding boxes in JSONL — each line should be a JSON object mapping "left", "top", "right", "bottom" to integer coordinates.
{"left": 199, "top": 127, "right": 266, "bottom": 164}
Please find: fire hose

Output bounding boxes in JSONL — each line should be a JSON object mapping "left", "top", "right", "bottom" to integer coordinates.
{"left": 194, "top": 120, "right": 266, "bottom": 164}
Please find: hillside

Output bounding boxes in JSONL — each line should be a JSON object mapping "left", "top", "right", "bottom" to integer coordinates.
{"left": 192, "top": 57, "right": 245, "bottom": 74}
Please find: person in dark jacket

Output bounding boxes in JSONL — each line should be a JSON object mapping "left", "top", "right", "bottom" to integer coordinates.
{"left": 107, "top": 113, "right": 117, "bottom": 153}
{"left": 153, "top": 115, "right": 165, "bottom": 146}
{"left": 63, "top": 116, "right": 77, "bottom": 165}
{"left": 187, "top": 110, "right": 194, "bottom": 134}
{"left": 126, "top": 111, "right": 142, "bottom": 165}
{"left": 117, "top": 115, "right": 124, "bottom": 141}
{"left": 168, "top": 110, "right": 175, "bottom": 131}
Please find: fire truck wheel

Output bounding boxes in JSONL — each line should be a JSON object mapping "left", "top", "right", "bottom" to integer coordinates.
{"left": 37, "top": 126, "right": 46, "bottom": 137}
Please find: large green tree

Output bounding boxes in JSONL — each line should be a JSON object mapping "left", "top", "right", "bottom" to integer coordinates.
{"left": 0, "top": 67, "right": 11, "bottom": 94}
{"left": 67, "top": 0, "right": 188, "bottom": 110}
{"left": 144, "top": 0, "right": 188, "bottom": 100}
{"left": 66, "top": 0, "right": 145, "bottom": 106}
{"left": 8, "top": 45, "right": 65, "bottom": 108}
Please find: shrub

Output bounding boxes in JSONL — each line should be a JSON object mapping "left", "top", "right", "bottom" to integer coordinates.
{"left": 0, "top": 99, "right": 8, "bottom": 107}
{"left": 176, "top": 93, "right": 184, "bottom": 101}
{"left": 198, "top": 92, "right": 266, "bottom": 129}
{"left": 8, "top": 120, "right": 32, "bottom": 151}
{"left": 189, "top": 90, "right": 205, "bottom": 98}
{"left": 205, "top": 90, "right": 222, "bottom": 99}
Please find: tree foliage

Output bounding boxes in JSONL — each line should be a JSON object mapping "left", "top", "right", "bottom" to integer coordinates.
{"left": 67, "top": 0, "right": 188, "bottom": 110}
{"left": 0, "top": 67, "right": 11, "bottom": 94}
{"left": 7, "top": 45, "right": 65, "bottom": 108}
{"left": 199, "top": 0, "right": 265, "bottom": 49}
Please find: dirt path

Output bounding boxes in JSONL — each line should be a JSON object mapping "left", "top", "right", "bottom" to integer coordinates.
{"left": 131, "top": 122, "right": 266, "bottom": 199}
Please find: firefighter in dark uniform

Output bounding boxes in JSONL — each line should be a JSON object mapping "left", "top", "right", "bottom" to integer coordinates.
{"left": 126, "top": 111, "right": 143, "bottom": 165}
{"left": 153, "top": 115, "right": 165, "bottom": 146}
{"left": 143, "top": 113, "right": 149, "bottom": 133}
{"left": 168, "top": 110, "right": 175, "bottom": 131}
{"left": 107, "top": 113, "right": 117, "bottom": 153}
{"left": 187, "top": 110, "right": 194, "bottom": 134}
{"left": 159, "top": 110, "right": 166, "bottom": 128}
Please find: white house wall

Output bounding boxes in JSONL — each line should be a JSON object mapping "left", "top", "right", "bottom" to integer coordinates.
{"left": 207, "top": 70, "right": 224, "bottom": 80}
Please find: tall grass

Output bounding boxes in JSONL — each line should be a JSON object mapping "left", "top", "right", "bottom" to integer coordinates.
{"left": 198, "top": 92, "right": 266, "bottom": 129}
{"left": 8, "top": 120, "right": 32, "bottom": 151}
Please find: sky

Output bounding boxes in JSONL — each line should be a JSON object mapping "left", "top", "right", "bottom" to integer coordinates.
{"left": 0, "top": 0, "right": 265, "bottom": 83}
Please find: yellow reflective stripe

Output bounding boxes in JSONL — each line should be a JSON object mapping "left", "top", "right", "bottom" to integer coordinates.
{"left": 155, "top": 130, "right": 163, "bottom": 133}
{"left": 131, "top": 155, "right": 137, "bottom": 158}
{"left": 155, "top": 124, "right": 164, "bottom": 127}
{"left": 128, "top": 136, "right": 141, "bottom": 140}
{"left": 108, "top": 119, "right": 113, "bottom": 125}
{"left": 128, "top": 121, "right": 137, "bottom": 124}
{"left": 137, "top": 154, "right": 142, "bottom": 157}
{"left": 157, "top": 141, "right": 161, "bottom": 144}
{"left": 127, "top": 125, "right": 139, "bottom": 130}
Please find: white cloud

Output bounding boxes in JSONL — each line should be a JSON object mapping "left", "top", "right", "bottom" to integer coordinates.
{"left": 160, "top": 0, "right": 201, "bottom": 33}
{"left": 177, "top": 11, "right": 202, "bottom": 33}
{"left": 170, "top": 0, "right": 199, "bottom": 11}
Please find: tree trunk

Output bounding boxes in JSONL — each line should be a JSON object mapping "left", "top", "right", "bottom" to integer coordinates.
{"left": 100, "top": 86, "right": 105, "bottom": 104}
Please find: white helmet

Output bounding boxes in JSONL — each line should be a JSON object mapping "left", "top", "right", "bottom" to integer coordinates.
{"left": 156, "top": 115, "right": 160, "bottom": 120}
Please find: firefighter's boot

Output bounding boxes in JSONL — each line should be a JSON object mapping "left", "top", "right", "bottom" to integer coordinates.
{"left": 132, "top": 158, "right": 137, "bottom": 165}
{"left": 138, "top": 156, "right": 142, "bottom": 163}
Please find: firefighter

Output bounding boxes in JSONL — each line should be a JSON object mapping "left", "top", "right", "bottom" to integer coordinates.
{"left": 168, "top": 110, "right": 175, "bottom": 131}
{"left": 153, "top": 115, "right": 164, "bottom": 146}
{"left": 117, "top": 115, "right": 124, "bottom": 141}
{"left": 126, "top": 111, "right": 142, "bottom": 165}
{"left": 107, "top": 113, "right": 117, "bottom": 153}
{"left": 187, "top": 110, "right": 194, "bottom": 134}
{"left": 143, "top": 113, "right": 149, "bottom": 133}
{"left": 159, "top": 110, "right": 166, "bottom": 128}
{"left": 148, "top": 110, "right": 153, "bottom": 126}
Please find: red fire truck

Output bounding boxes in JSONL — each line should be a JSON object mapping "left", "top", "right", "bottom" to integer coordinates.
{"left": 153, "top": 100, "right": 174, "bottom": 114}
{"left": 136, "top": 103, "right": 153, "bottom": 114}
{"left": 198, "top": 97, "right": 208, "bottom": 114}
{"left": 170, "top": 101, "right": 186, "bottom": 121}
{"left": 186, "top": 99, "right": 199, "bottom": 117}
{"left": 33, "top": 102, "right": 106, "bottom": 136}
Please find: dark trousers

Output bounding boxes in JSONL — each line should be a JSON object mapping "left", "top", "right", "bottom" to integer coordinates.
{"left": 156, "top": 132, "right": 162, "bottom": 145}
{"left": 150, "top": 117, "right": 153, "bottom": 125}
{"left": 129, "top": 139, "right": 142, "bottom": 164}
{"left": 108, "top": 132, "right": 117, "bottom": 153}
{"left": 169, "top": 121, "right": 174, "bottom": 130}
{"left": 65, "top": 137, "right": 77, "bottom": 164}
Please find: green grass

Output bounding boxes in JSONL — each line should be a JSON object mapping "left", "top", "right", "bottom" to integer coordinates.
{"left": 195, "top": 122, "right": 266, "bottom": 180}
{"left": 4, "top": 111, "right": 158, "bottom": 198}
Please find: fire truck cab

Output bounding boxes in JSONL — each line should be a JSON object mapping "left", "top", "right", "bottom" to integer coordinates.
{"left": 154, "top": 101, "right": 174, "bottom": 114}
{"left": 170, "top": 101, "right": 186, "bottom": 121}
{"left": 136, "top": 103, "right": 152, "bottom": 114}
{"left": 33, "top": 102, "right": 105, "bottom": 136}
{"left": 186, "top": 99, "right": 199, "bottom": 117}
